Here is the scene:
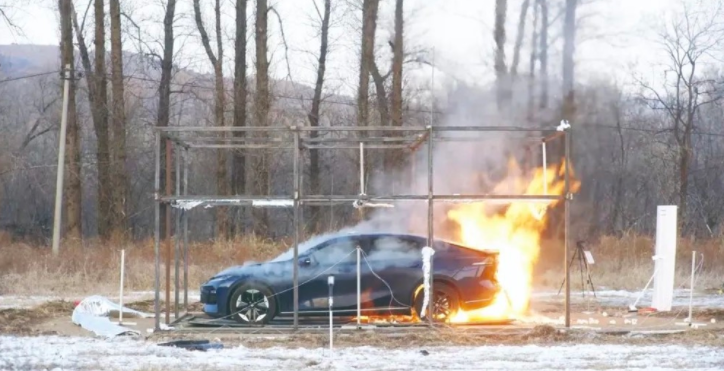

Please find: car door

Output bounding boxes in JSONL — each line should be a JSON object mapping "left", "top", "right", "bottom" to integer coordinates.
{"left": 362, "top": 235, "right": 423, "bottom": 311}
{"left": 297, "top": 236, "right": 363, "bottom": 313}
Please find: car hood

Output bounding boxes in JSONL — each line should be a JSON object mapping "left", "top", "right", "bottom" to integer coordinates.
{"left": 210, "top": 260, "right": 291, "bottom": 280}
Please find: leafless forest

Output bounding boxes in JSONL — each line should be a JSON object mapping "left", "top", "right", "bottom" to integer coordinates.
{"left": 1, "top": 0, "right": 723, "bottom": 273}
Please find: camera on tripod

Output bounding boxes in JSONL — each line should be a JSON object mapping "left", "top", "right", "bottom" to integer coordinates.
{"left": 558, "top": 240, "right": 596, "bottom": 298}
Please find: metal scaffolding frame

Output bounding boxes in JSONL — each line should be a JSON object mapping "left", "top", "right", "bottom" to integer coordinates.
{"left": 151, "top": 124, "right": 573, "bottom": 331}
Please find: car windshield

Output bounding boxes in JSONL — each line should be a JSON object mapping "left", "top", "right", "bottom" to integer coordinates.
{"left": 269, "top": 233, "right": 339, "bottom": 262}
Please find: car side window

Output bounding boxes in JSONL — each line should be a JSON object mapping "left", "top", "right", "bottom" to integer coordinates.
{"left": 311, "top": 238, "right": 359, "bottom": 265}
{"left": 366, "top": 236, "right": 420, "bottom": 262}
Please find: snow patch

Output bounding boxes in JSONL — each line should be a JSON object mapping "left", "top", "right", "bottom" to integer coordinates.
{"left": 1, "top": 336, "right": 724, "bottom": 370}
{"left": 71, "top": 296, "right": 152, "bottom": 338}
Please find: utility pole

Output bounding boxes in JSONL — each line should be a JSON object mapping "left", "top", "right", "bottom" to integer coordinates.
{"left": 52, "top": 64, "right": 72, "bottom": 256}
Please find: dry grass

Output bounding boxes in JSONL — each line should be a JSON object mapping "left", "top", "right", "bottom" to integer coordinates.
{"left": 0, "top": 232, "right": 722, "bottom": 296}
{"left": 535, "top": 233, "right": 724, "bottom": 291}
{"left": 0, "top": 234, "right": 288, "bottom": 296}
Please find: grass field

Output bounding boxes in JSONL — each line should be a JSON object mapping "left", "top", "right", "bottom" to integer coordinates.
{"left": 0, "top": 231, "right": 722, "bottom": 296}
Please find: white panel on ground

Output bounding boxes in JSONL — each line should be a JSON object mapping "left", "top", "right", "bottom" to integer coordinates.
{"left": 652, "top": 205, "right": 677, "bottom": 311}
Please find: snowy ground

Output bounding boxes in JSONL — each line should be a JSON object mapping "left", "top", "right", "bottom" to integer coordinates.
{"left": 533, "top": 289, "right": 724, "bottom": 308}
{"left": 0, "top": 335, "right": 723, "bottom": 371}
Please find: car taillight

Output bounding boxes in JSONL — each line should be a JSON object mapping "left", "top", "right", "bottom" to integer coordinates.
{"left": 473, "top": 256, "right": 498, "bottom": 281}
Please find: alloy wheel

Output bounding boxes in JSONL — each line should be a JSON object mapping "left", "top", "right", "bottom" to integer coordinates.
{"left": 235, "top": 289, "right": 270, "bottom": 323}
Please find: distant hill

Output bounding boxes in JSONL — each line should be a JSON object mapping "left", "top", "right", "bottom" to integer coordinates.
{"left": 0, "top": 44, "right": 59, "bottom": 76}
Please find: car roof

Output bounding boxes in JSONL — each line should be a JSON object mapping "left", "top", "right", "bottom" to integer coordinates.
{"left": 337, "top": 231, "right": 499, "bottom": 254}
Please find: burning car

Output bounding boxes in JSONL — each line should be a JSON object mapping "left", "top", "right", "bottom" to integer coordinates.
{"left": 200, "top": 232, "right": 500, "bottom": 324}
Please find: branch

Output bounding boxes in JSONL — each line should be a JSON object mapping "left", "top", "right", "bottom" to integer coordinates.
{"left": 269, "top": 6, "right": 293, "bottom": 82}
{"left": 192, "top": 0, "right": 218, "bottom": 66}
{"left": 79, "top": 0, "right": 93, "bottom": 35}
{"left": 0, "top": 7, "right": 21, "bottom": 35}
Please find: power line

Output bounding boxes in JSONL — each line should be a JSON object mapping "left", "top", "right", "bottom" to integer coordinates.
{"left": 0, "top": 70, "right": 60, "bottom": 85}
{"left": 581, "top": 123, "right": 724, "bottom": 138}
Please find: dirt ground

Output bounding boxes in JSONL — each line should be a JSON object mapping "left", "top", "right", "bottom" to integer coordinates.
{"left": 2, "top": 295, "right": 722, "bottom": 349}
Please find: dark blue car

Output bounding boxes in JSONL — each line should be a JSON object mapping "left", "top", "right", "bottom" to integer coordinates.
{"left": 200, "top": 232, "right": 500, "bottom": 324}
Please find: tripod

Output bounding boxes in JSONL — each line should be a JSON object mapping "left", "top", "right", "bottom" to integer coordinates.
{"left": 558, "top": 241, "right": 597, "bottom": 298}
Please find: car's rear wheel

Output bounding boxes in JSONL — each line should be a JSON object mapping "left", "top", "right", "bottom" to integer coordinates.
{"left": 413, "top": 282, "right": 460, "bottom": 322}
{"left": 229, "top": 283, "right": 277, "bottom": 325}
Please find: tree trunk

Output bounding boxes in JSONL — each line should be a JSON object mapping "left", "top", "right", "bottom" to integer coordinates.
{"left": 538, "top": 0, "right": 549, "bottom": 110}
{"left": 679, "top": 138, "right": 691, "bottom": 231}
{"left": 193, "top": 0, "right": 229, "bottom": 239}
{"left": 109, "top": 0, "right": 129, "bottom": 240}
{"left": 357, "top": 0, "right": 380, "bottom": 128}
{"left": 308, "top": 0, "right": 331, "bottom": 233}
{"left": 59, "top": 0, "right": 82, "bottom": 241}
{"left": 213, "top": 0, "right": 228, "bottom": 239}
{"left": 253, "top": 0, "right": 270, "bottom": 235}
{"left": 511, "top": 0, "right": 530, "bottom": 77}
{"left": 391, "top": 0, "right": 403, "bottom": 128}
{"left": 389, "top": 0, "right": 404, "bottom": 175}
{"left": 562, "top": 0, "right": 577, "bottom": 120}
{"left": 370, "top": 61, "right": 389, "bottom": 126}
{"left": 71, "top": 0, "right": 111, "bottom": 239}
{"left": 527, "top": 0, "right": 538, "bottom": 120}
{"left": 494, "top": 0, "right": 509, "bottom": 110}
{"left": 156, "top": 0, "right": 176, "bottom": 240}
{"left": 232, "top": 0, "right": 248, "bottom": 236}
{"left": 356, "top": 0, "right": 379, "bottom": 222}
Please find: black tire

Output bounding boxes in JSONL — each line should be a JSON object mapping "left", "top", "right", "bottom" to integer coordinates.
{"left": 413, "top": 282, "right": 460, "bottom": 322}
{"left": 228, "top": 283, "right": 277, "bottom": 325}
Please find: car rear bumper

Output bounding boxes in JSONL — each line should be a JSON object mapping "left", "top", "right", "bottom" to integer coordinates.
{"left": 460, "top": 280, "right": 500, "bottom": 311}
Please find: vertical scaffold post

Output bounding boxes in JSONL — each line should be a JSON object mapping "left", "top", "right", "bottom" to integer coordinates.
{"left": 426, "top": 126, "right": 434, "bottom": 325}
{"left": 183, "top": 148, "right": 189, "bottom": 312}
{"left": 564, "top": 126, "right": 572, "bottom": 328}
{"left": 293, "top": 127, "right": 300, "bottom": 330}
{"left": 174, "top": 144, "right": 181, "bottom": 319}
{"left": 153, "top": 131, "right": 161, "bottom": 331}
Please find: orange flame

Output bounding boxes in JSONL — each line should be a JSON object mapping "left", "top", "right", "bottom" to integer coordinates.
{"left": 448, "top": 159, "right": 580, "bottom": 323}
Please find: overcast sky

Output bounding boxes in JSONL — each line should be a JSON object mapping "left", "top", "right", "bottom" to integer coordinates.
{"left": 0, "top": 0, "right": 681, "bottom": 97}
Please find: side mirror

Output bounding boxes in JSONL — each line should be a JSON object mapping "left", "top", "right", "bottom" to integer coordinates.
{"left": 298, "top": 257, "right": 312, "bottom": 266}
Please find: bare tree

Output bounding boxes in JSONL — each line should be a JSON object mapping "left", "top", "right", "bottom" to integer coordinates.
{"left": 357, "top": 0, "right": 380, "bottom": 128}
{"left": 59, "top": 0, "right": 83, "bottom": 240}
{"left": 538, "top": 0, "right": 549, "bottom": 109}
{"left": 157, "top": 0, "right": 176, "bottom": 241}
{"left": 369, "top": 60, "right": 389, "bottom": 126}
{"left": 71, "top": 0, "right": 111, "bottom": 238}
{"left": 527, "top": 0, "right": 539, "bottom": 118}
{"left": 562, "top": 0, "right": 577, "bottom": 120}
{"left": 511, "top": 0, "right": 530, "bottom": 77}
{"left": 232, "top": 0, "right": 248, "bottom": 235}
{"left": 636, "top": 1, "right": 724, "bottom": 231}
{"left": 391, "top": 0, "right": 404, "bottom": 128}
{"left": 109, "top": 0, "right": 129, "bottom": 239}
{"left": 253, "top": 0, "right": 270, "bottom": 235}
{"left": 308, "top": 0, "right": 332, "bottom": 233}
{"left": 494, "top": 0, "right": 509, "bottom": 109}
{"left": 193, "top": 0, "right": 229, "bottom": 238}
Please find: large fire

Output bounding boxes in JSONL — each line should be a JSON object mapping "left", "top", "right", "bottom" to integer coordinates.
{"left": 448, "top": 158, "right": 580, "bottom": 323}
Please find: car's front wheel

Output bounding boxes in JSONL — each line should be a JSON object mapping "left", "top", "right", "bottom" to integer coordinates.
{"left": 413, "top": 282, "right": 460, "bottom": 322}
{"left": 229, "top": 283, "right": 277, "bottom": 325}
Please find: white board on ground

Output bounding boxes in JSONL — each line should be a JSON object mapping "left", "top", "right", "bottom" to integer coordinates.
{"left": 652, "top": 205, "right": 677, "bottom": 311}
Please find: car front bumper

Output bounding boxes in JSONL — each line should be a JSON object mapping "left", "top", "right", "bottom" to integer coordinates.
{"left": 200, "top": 283, "right": 231, "bottom": 318}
